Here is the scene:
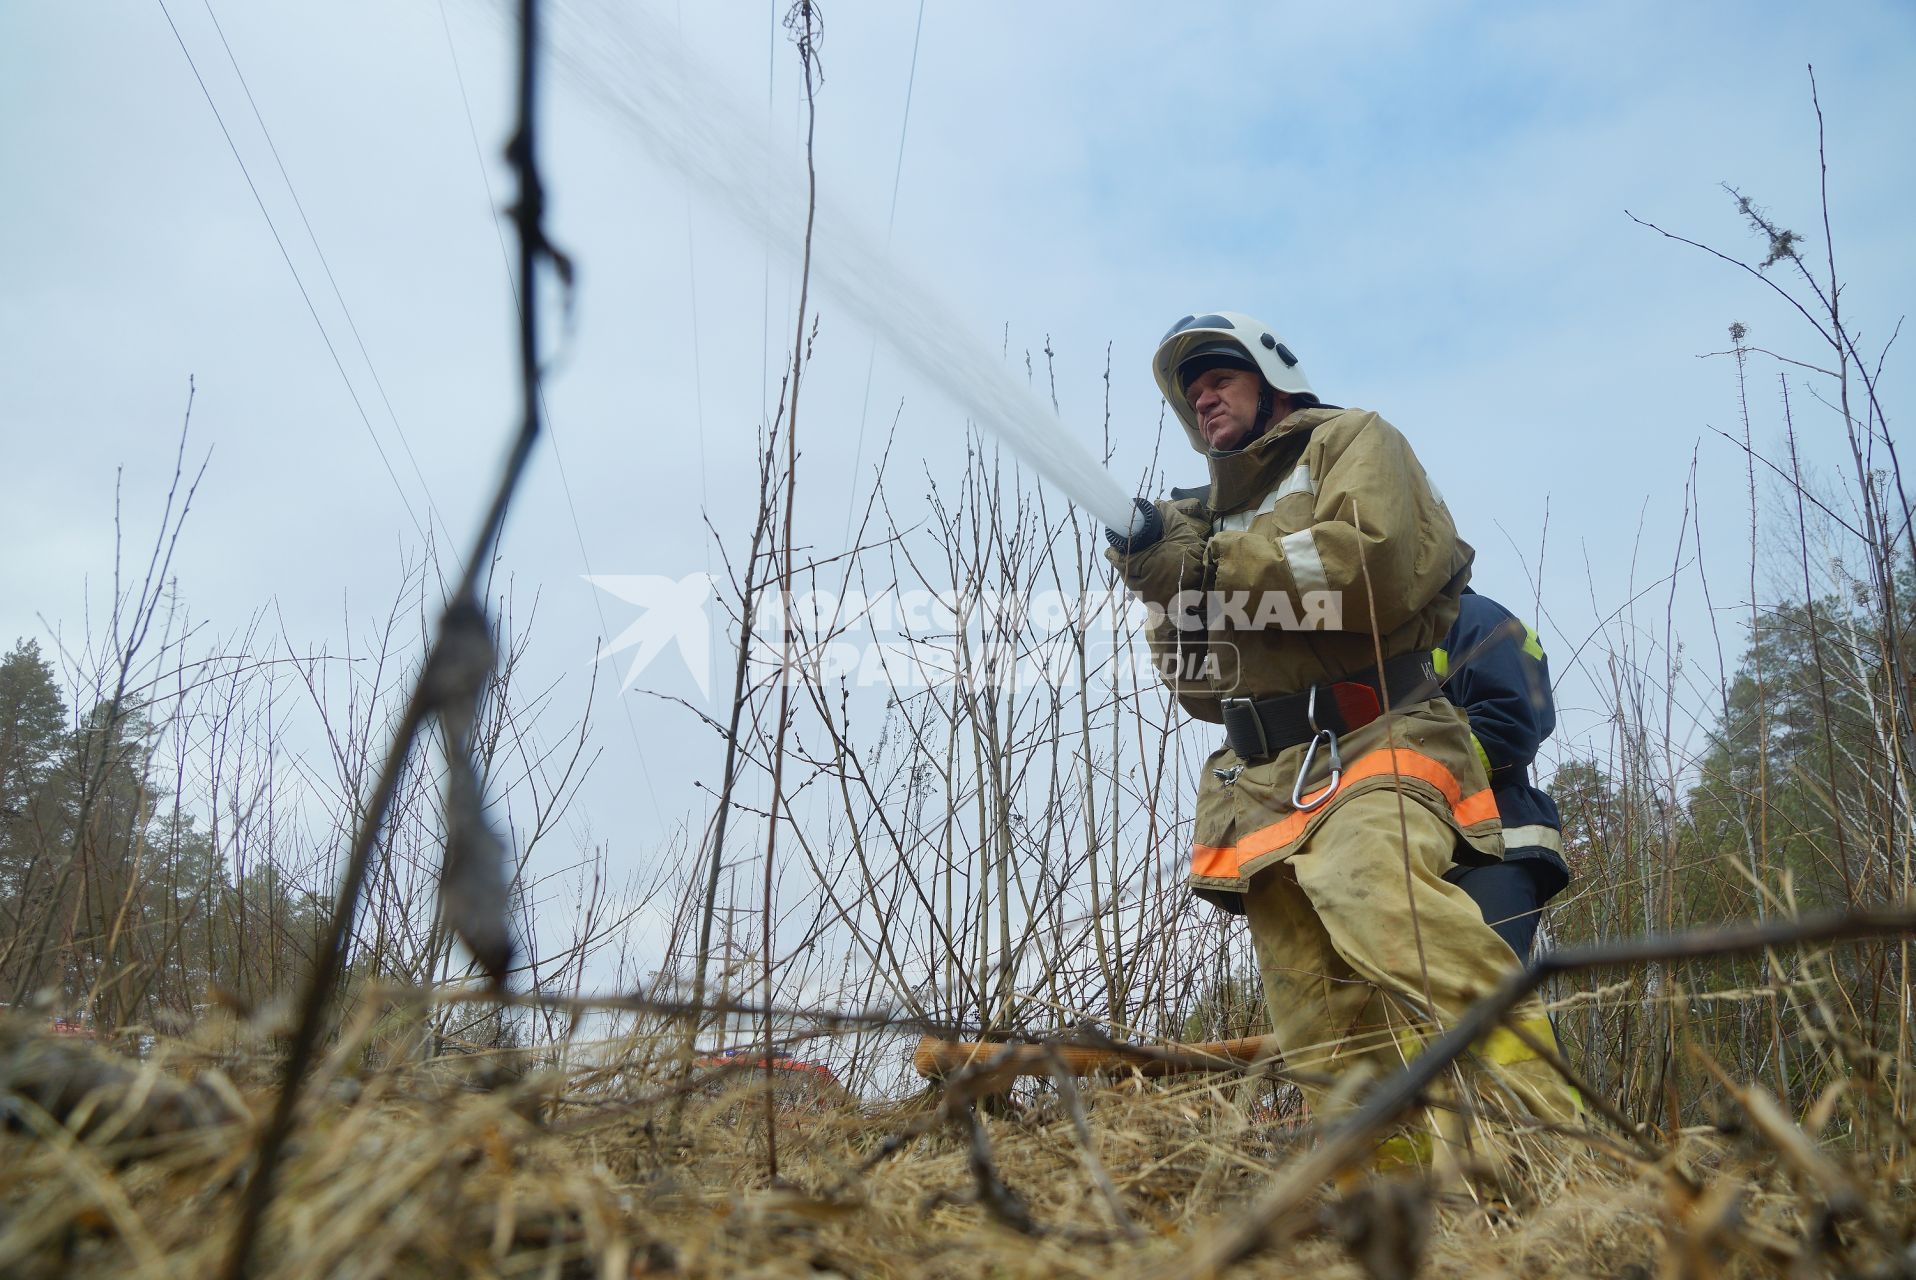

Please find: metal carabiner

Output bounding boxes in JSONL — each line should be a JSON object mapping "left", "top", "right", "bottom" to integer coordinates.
{"left": 1291, "top": 686, "right": 1343, "bottom": 811}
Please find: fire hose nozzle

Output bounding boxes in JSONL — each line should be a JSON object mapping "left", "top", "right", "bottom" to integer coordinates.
{"left": 1105, "top": 497, "right": 1163, "bottom": 555}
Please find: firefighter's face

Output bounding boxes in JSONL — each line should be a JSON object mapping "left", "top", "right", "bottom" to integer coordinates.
{"left": 1187, "top": 366, "right": 1265, "bottom": 451}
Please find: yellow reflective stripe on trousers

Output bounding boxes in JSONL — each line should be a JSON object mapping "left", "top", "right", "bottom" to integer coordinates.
{"left": 1390, "top": 1016, "right": 1557, "bottom": 1067}
{"left": 1379, "top": 1015, "right": 1583, "bottom": 1117}
{"left": 1479, "top": 1016, "right": 1559, "bottom": 1066}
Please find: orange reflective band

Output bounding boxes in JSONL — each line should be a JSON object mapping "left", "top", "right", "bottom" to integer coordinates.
{"left": 1190, "top": 747, "right": 1499, "bottom": 881}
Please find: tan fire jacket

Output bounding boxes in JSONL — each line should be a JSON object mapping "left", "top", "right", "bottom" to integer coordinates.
{"left": 1107, "top": 404, "right": 1503, "bottom": 901}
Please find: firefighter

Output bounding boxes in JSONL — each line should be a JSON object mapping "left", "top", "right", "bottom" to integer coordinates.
{"left": 1440, "top": 590, "right": 1570, "bottom": 960}
{"left": 1106, "top": 311, "right": 1577, "bottom": 1125}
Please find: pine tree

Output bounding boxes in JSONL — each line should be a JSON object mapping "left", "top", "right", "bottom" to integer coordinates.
{"left": 0, "top": 639, "right": 69, "bottom": 935}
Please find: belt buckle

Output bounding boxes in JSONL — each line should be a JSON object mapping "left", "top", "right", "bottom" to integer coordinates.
{"left": 1221, "top": 696, "right": 1269, "bottom": 759}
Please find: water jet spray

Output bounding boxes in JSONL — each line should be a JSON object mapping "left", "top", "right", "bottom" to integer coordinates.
{"left": 526, "top": 0, "right": 1142, "bottom": 535}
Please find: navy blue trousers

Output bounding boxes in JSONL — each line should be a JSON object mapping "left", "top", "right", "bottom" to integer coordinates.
{"left": 1445, "top": 859, "right": 1552, "bottom": 961}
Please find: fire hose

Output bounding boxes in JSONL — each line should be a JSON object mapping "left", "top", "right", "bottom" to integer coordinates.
{"left": 911, "top": 1034, "right": 1274, "bottom": 1083}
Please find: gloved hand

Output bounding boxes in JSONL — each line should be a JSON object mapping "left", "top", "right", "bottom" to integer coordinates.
{"left": 1105, "top": 497, "right": 1164, "bottom": 555}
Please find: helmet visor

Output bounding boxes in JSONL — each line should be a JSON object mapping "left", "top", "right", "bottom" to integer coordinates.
{"left": 1175, "top": 343, "right": 1260, "bottom": 394}
{"left": 1159, "top": 313, "right": 1238, "bottom": 343}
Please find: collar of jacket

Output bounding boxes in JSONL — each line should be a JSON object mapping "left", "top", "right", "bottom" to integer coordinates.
{"left": 1205, "top": 405, "right": 1344, "bottom": 514}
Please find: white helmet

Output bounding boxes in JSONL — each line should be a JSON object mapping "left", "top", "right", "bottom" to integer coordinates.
{"left": 1152, "top": 311, "right": 1318, "bottom": 448}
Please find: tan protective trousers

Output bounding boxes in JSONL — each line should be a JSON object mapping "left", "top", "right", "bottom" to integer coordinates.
{"left": 1243, "top": 788, "right": 1578, "bottom": 1126}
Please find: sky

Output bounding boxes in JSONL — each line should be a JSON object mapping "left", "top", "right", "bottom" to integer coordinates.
{"left": 2, "top": 0, "right": 1911, "bottom": 941}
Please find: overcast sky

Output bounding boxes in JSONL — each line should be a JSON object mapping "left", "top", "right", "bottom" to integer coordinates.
{"left": 3, "top": 1, "right": 1911, "bottom": 908}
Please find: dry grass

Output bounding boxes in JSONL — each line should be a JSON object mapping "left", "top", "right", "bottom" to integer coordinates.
{"left": 3, "top": 1007, "right": 1910, "bottom": 1280}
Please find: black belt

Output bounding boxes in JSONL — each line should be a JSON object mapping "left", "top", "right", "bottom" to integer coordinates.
{"left": 1220, "top": 650, "right": 1443, "bottom": 762}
